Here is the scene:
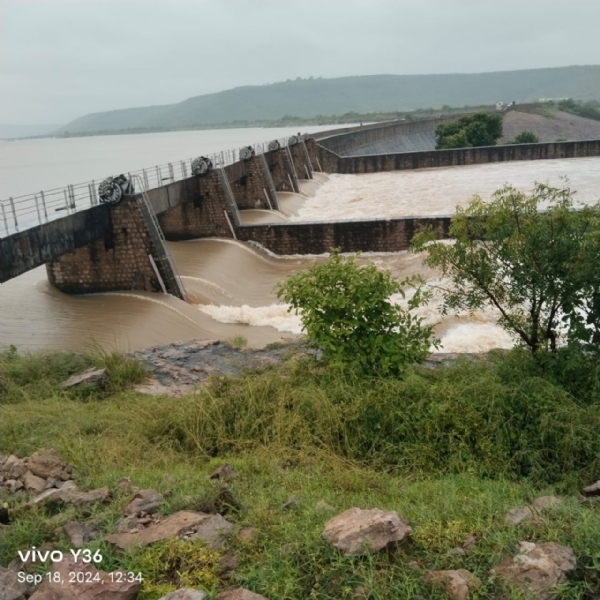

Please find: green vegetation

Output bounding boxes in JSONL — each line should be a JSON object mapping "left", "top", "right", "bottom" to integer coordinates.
{"left": 435, "top": 113, "right": 503, "bottom": 149}
{"left": 509, "top": 131, "right": 539, "bottom": 144}
{"left": 1, "top": 348, "right": 600, "bottom": 598}
{"left": 413, "top": 183, "right": 600, "bottom": 355}
{"left": 226, "top": 335, "right": 249, "bottom": 350}
{"left": 275, "top": 251, "right": 437, "bottom": 376}
{"left": 53, "top": 66, "right": 600, "bottom": 136}
{"left": 557, "top": 98, "right": 600, "bottom": 122}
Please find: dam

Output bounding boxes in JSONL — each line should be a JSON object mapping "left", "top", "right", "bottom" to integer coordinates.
{"left": 1, "top": 115, "right": 600, "bottom": 353}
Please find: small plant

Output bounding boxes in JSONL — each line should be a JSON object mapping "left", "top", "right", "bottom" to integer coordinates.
{"left": 275, "top": 250, "right": 438, "bottom": 376}
{"left": 226, "top": 335, "right": 248, "bottom": 350}
{"left": 510, "top": 131, "right": 539, "bottom": 144}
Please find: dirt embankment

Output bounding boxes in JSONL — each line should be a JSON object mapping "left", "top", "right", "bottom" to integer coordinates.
{"left": 500, "top": 110, "right": 600, "bottom": 143}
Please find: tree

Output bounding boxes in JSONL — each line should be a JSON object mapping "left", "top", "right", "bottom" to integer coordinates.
{"left": 511, "top": 131, "right": 539, "bottom": 144}
{"left": 435, "top": 113, "right": 503, "bottom": 149}
{"left": 411, "top": 183, "right": 600, "bottom": 355}
{"left": 275, "top": 251, "right": 438, "bottom": 376}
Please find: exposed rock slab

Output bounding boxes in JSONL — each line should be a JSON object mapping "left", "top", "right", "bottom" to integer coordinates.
{"left": 322, "top": 507, "right": 412, "bottom": 556}
{"left": 423, "top": 569, "right": 481, "bottom": 600}
{"left": 0, "top": 565, "right": 36, "bottom": 600}
{"left": 188, "top": 514, "right": 233, "bottom": 550}
{"left": 28, "top": 555, "right": 140, "bottom": 600}
{"left": 490, "top": 541, "right": 576, "bottom": 599}
{"left": 125, "top": 489, "right": 164, "bottom": 516}
{"left": 106, "top": 511, "right": 210, "bottom": 550}
{"left": 27, "top": 485, "right": 109, "bottom": 508}
{"left": 62, "top": 367, "right": 107, "bottom": 389}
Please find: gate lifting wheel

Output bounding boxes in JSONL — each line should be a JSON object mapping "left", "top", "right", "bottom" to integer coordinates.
{"left": 191, "top": 156, "right": 212, "bottom": 177}
{"left": 98, "top": 174, "right": 133, "bottom": 205}
{"left": 288, "top": 135, "right": 299, "bottom": 146}
{"left": 268, "top": 140, "right": 280, "bottom": 151}
{"left": 239, "top": 146, "right": 255, "bottom": 161}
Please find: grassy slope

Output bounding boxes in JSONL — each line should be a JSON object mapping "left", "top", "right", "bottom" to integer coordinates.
{"left": 1, "top": 349, "right": 599, "bottom": 599}
{"left": 55, "top": 66, "right": 600, "bottom": 135}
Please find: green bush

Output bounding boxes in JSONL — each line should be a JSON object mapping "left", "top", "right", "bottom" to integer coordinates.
{"left": 435, "top": 112, "right": 503, "bottom": 149}
{"left": 274, "top": 251, "right": 438, "bottom": 376}
{"left": 510, "top": 131, "right": 539, "bottom": 144}
{"left": 412, "top": 183, "right": 600, "bottom": 355}
{"left": 144, "top": 351, "right": 600, "bottom": 488}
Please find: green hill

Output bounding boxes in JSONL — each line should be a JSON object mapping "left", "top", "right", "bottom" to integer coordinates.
{"left": 56, "top": 65, "right": 600, "bottom": 135}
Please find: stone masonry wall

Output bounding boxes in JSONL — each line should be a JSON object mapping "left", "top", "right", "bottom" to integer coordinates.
{"left": 235, "top": 216, "right": 451, "bottom": 255}
{"left": 227, "top": 156, "right": 271, "bottom": 210}
{"left": 289, "top": 143, "right": 312, "bottom": 179}
{"left": 46, "top": 197, "right": 174, "bottom": 295}
{"left": 318, "top": 139, "right": 600, "bottom": 174}
{"left": 264, "top": 149, "right": 296, "bottom": 192}
{"left": 157, "top": 170, "right": 236, "bottom": 241}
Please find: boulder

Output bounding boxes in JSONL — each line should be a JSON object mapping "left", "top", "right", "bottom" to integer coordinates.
{"left": 2, "top": 455, "right": 27, "bottom": 480}
{"left": 215, "top": 589, "right": 269, "bottom": 600}
{"left": 423, "top": 569, "right": 482, "bottom": 600}
{"left": 0, "top": 565, "right": 36, "bottom": 600}
{"left": 582, "top": 480, "right": 600, "bottom": 496}
{"left": 62, "top": 367, "right": 107, "bottom": 389}
{"left": 23, "top": 471, "right": 47, "bottom": 493}
{"left": 63, "top": 521, "right": 98, "bottom": 548}
{"left": 490, "top": 541, "right": 577, "bottom": 599}
{"left": 26, "top": 449, "right": 72, "bottom": 481}
{"left": 106, "top": 511, "right": 210, "bottom": 550}
{"left": 4, "top": 479, "right": 23, "bottom": 494}
{"left": 190, "top": 514, "right": 234, "bottom": 550}
{"left": 158, "top": 591, "right": 208, "bottom": 600}
{"left": 28, "top": 555, "right": 140, "bottom": 600}
{"left": 322, "top": 507, "right": 412, "bottom": 556}
{"left": 125, "top": 489, "right": 164, "bottom": 516}
{"left": 209, "top": 464, "right": 237, "bottom": 482}
{"left": 27, "top": 485, "right": 109, "bottom": 508}
{"left": 506, "top": 495, "right": 561, "bottom": 525}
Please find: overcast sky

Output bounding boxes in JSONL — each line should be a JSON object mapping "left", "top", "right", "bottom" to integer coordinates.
{"left": 1, "top": 0, "right": 599, "bottom": 125}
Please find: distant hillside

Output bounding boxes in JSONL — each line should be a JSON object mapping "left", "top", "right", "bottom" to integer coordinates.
{"left": 56, "top": 66, "right": 600, "bottom": 136}
{"left": 0, "top": 123, "right": 63, "bottom": 139}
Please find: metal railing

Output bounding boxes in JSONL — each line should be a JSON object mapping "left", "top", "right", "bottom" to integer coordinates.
{"left": 1, "top": 135, "right": 296, "bottom": 238}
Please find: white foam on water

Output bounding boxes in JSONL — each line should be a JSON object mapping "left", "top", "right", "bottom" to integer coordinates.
{"left": 291, "top": 157, "right": 600, "bottom": 222}
{"left": 198, "top": 303, "right": 303, "bottom": 334}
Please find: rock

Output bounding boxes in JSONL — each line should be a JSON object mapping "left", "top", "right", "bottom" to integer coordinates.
{"left": 27, "top": 485, "right": 109, "bottom": 508}
{"left": 63, "top": 522, "right": 97, "bottom": 548}
{"left": 423, "top": 569, "right": 482, "bottom": 600}
{"left": 490, "top": 541, "right": 577, "bottom": 599}
{"left": 506, "top": 506, "right": 534, "bottom": 526}
{"left": 29, "top": 555, "right": 140, "bottom": 600}
{"left": 26, "top": 449, "right": 72, "bottom": 481}
{"left": 125, "top": 489, "right": 164, "bottom": 516}
{"left": 282, "top": 497, "right": 297, "bottom": 510}
{"left": 4, "top": 479, "right": 23, "bottom": 494}
{"left": 23, "top": 471, "right": 47, "bottom": 493}
{"left": 218, "top": 554, "right": 239, "bottom": 575}
{"left": 237, "top": 527, "right": 256, "bottom": 543}
{"left": 449, "top": 547, "right": 467, "bottom": 556}
{"left": 209, "top": 464, "right": 237, "bottom": 482}
{"left": 462, "top": 534, "right": 479, "bottom": 552}
{"left": 215, "top": 589, "right": 269, "bottom": 600}
{"left": 190, "top": 514, "right": 234, "bottom": 550}
{"left": 106, "top": 510, "right": 210, "bottom": 550}
{"left": 158, "top": 591, "right": 208, "bottom": 600}
{"left": 506, "top": 496, "right": 561, "bottom": 526}
{"left": 0, "top": 565, "right": 36, "bottom": 600}
{"left": 2, "top": 455, "right": 27, "bottom": 480}
{"left": 118, "top": 477, "right": 134, "bottom": 493}
{"left": 408, "top": 560, "right": 424, "bottom": 571}
{"left": 44, "top": 477, "right": 58, "bottom": 490}
{"left": 61, "top": 367, "right": 107, "bottom": 389}
{"left": 582, "top": 480, "right": 600, "bottom": 496}
{"left": 531, "top": 496, "right": 561, "bottom": 512}
{"left": 322, "top": 507, "right": 412, "bottom": 556}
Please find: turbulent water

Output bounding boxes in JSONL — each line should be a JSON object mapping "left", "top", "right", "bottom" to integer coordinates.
{"left": 2, "top": 129, "right": 599, "bottom": 355}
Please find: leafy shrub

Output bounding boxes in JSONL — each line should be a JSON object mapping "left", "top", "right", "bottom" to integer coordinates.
{"left": 275, "top": 251, "right": 438, "bottom": 376}
{"left": 412, "top": 183, "right": 600, "bottom": 355}
{"left": 435, "top": 112, "right": 503, "bottom": 149}
{"left": 510, "top": 131, "right": 539, "bottom": 144}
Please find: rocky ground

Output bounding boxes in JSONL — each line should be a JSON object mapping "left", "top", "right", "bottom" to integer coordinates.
{"left": 2, "top": 448, "right": 599, "bottom": 600}
{"left": 499, "top": 109, "right": 600, "bottom": 144}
